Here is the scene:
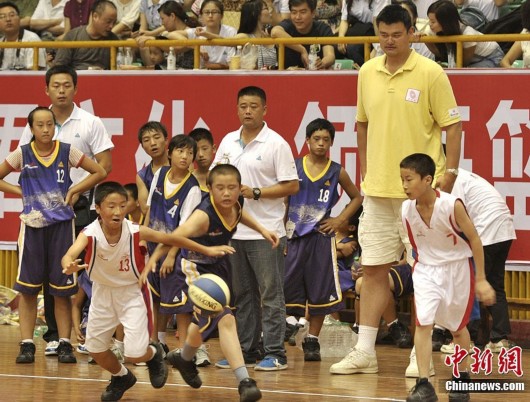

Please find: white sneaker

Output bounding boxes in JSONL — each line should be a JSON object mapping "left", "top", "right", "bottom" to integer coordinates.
{"left": 485, "top": 339, "right": 515, "bottom": 353}
{"left": 440, "top": 341, "right": 475, "bottom": 354}
{"left": 45, "top": 341, "right": 59, "bottom": 356}
{"left": 195, "top": 344, "right": 210, "bottom": 367}
{"left": 329, "top": 347, "right": 378, "bottom": 374}
{"left": 405, "top": 346, "right": 435, "bottom": 377}
{"left": 76, "top": 344, "right": 89, "bottom": 354}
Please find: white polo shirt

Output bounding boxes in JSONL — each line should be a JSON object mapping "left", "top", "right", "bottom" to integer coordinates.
{"left": 20, "top": 103, "right": 113, "bottom": 191}
{"left": 212, "top": 122, "right": 298, "bottom": 240}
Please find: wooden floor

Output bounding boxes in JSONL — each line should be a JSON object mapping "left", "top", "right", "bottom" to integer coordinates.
{"left": 1, "top": 325, "right": 528, "bottom": 401}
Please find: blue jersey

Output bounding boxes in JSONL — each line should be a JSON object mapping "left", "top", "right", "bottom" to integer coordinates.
{"left": 181, "top": 194, "right": 242, "bottom": 265}
{"left": 286, "top": 156, "right": 341, "bottom": 239}
{"left": 138, "top": 163, "right": 156, "bottom": 191}
{"left": 19, "top": 141, "right": 75, "bottom": 228}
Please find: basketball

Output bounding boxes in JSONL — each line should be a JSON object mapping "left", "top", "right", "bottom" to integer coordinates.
{"left": 188, "top": 274, "right": 230, "bottom": 314}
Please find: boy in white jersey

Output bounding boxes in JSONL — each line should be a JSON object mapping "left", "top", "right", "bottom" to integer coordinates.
{"left": 62, "top": 181, "right": 233, "bottom": 401}
{"left": 400, "top": 153, "right": 495, "bottom": 402}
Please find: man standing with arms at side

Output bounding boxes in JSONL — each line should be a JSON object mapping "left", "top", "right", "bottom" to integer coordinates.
{"left": 212, "top": 86, "right": 299, "bottom": 371}
{"left": 19, "top": 64, "right": 113, "bottom": 358}
{"left": 330, "top": 4, "right": 462, "bottom": 376}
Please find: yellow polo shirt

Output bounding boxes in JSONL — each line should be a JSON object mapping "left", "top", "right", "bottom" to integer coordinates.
{"left": 357, "top": 50, "right": 461, "bottom": 198}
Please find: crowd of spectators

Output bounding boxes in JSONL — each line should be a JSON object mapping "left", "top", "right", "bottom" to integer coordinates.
{"left": 0, "top": 0, "right": 529, "bottom": 70}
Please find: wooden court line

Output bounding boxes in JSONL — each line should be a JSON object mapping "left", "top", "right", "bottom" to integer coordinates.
{"left": 0, "top": 373, "right": 405, "bottom": 401}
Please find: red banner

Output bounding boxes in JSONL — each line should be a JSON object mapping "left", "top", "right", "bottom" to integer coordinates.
{"left": 0, "top": 71, "right": 529, "bottom": 263}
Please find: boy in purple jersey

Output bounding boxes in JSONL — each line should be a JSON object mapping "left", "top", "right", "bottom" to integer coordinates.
{"left": 284, "top": 118, "right": 362, "bottom": 361}
{"left": 142, "top": 164, "right": 278, "bottom": 402}
{"left": 0, "top": 107, "right": 106, "bottom": 365}
{"left": 135, "top": 121, "right": 170, "bottom": 215}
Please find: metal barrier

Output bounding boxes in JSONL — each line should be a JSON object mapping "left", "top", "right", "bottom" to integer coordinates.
{"left": 2, "top": 33, "right": 530, "bottom": 70}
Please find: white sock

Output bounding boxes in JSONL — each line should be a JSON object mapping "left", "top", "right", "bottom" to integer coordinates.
{"left": 299, "top": 317, "right": 308, "bottom": 326}
{"left": 286, "top": 316, "right": 298, "bottom": 326}
{"left": 158, "top": 332, "right": 166, "bottom": 344}
{"left": 22, "top": 339, "right": 34, "bottom": 344}
{"left": 113, "top": 364, "right": 128, "bottom": 377}
{"left": 356, "top": 325, "right": 378, "bottom": 354}
{"left": 307, "top": 334, "right": 318, "bottom": 340}
{"left": 148, "top": 345, "right": 157, "bottom": 360}
{"left": 387, "top": 319, "right": 398, "bottom": 328}
{"left": 59, "top": 338, "right": 71, "bottom": 344}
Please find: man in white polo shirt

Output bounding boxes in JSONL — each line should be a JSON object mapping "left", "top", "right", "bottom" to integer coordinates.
{"left": 19, "top": 64, "right": 113, "bottom": 358}
{"left": 212, "top": 86, "right": 299, "bottom": 371}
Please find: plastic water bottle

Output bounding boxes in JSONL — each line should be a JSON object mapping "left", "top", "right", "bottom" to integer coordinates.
{"left": 124, "top": 47, "right": 133, "bottom": 65}
{"left": 318, "top": 315, "right": 356, "bottom": 357}
{"left": 33, "top": 325, "right": 48, "bottom": 338}
{"left": 229, "top": 45, "right": 242, "bottom": 70}
{"left": 167, "top": 47, "right": 177, "bottom": 70}
{"left": 447, "top": 46, "right": 456, "bottom": 68}
{"left": 308, "top": 44, "right": 319, "bottom": 70}
{"left": 116, "top": 47, "right": 124, "bottom": 68}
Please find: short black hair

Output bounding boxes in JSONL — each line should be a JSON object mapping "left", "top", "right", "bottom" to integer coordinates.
{"left": 376, "top": 4, "right": 412, "bottom": 31}
{"left": 95, "top": 182, "right": 128, "bottom": 205}
{"left": 208, "top": 164, "right": 241, "bottom": 186}
{"left": 168, "top": 134, "right": 197, "bottom": 161}
{"left": 46, "top": 65, "right": 78, "bottom": 87}
{"left": 124, "top": 183, "right": 138, "bottom": 200}
{"left": 288, "top": 0, "right": 316, "bottom": 12}
{"left": 137, "top": 121, "right": 168, "bottom": 143}
{"left": 28, "top": 106, "right": 55, "bottom": 128}
{"left": 237, "top": 86, "right": 266, "bottom": 104}
{"left": 0, "top": 2, "right": 19, "bottom": 14}
{"left": 400, "top": 153, "right": 436, "bottom": 178}
{"left": 306, "top": 118, "right": 335, "bottom": 141}
{"left": 188, "top": 128, "right": 214, "bottom": 146}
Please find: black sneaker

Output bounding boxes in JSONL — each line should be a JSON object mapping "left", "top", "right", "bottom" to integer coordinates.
{"left": 389, "top": 321, "right": 413, "bottom": 348}
{"left": 101, "top": 369, "right": 137, "bottom": 401}
{"left": 302, "top": 337, "right": 321, "bottom": 361}
{"left": 449, "top": 372, "right": 471, "bottom": 402}
{"left": 285, "top": 323, "right": 301, "bottom": 345}
{"left": 238, "top": 378, "right": 262, "bottom": 402}
{"left": 160, "top": 342, "right": 169, "bottom": 358}
{"left": 146, "top": 342, "right": 169, "bottom": 389}
{"left": 166, "top": 350, "right": 202, "bottom": 389}
{"left": 16, "top": 342, "right": 36, "bottom": 364}
{"left": 57, "top": 341, "right": 77, "bottom": 363}
{"left": 406, "top": 377, "right": 438, "bottom": 402}
{"left": 432, "top": 328, "right": 446, "bottom": 352}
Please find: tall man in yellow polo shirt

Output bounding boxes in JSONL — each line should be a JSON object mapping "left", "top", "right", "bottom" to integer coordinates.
{"left": 330, "top": 2, "right": 462, "bottom": 380}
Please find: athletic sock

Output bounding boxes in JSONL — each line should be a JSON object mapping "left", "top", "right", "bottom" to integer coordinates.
{"left": 356, "top": 325, "right": 378, "bottom": 354}
{"left": 22, "top": 339, "right": 34, "bottom": 344}
{"left": 113, "top": 364, "right": 128, "bottom": 377}
{"left": 387, "top": 319, "right": 398, "bottom": 328}
{"left": 158, "top": 332, "right": 167, "bottom": 344}
{"left": 307, "top": 334, "right": 318, "bottom": 340}
{"left": 286, "top": 316, "right": 298, "bottom": 326}
{"left": 234, "top": 366, "right": 249, "bottom": 383}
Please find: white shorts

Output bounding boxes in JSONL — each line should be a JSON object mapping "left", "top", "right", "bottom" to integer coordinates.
{"left": 413, "top": 259, "right": 475, "bottom": 332}
{"left": 85, "top": 282, "right": 150, "bottom": 358}
{"left": 358, "top": 196, "right": 413, "bottom": 266}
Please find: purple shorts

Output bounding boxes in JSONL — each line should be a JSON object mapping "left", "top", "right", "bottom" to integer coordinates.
{"left": 192, "top": 306, "right": 232, "bottom": 341}
{"left": 15, "top": 220, "right": 77, "bottom": 297}
{"left": 284, "top": 232, "right": 344, "bottom": 317}
{"left": 389, "top": 263, "right": 413, "bottom": 299}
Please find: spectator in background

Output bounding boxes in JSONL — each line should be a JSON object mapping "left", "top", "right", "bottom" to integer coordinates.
{"left": 271, "top": 0, "right": 335, "bottom": 69}
{"left": 16, "top": 0, "right": 39, "bottom": 28}
{"left": 0, "top": 1, "right": 47, "bottom": 70}
{"left": 424, "top": 0, "right": 504, "bottom": 67}
{"left": 265, "top": 0, "right": 290, "bottom": 25}
{"left": 60, "top": 0, "right": 96, "bottom": 39}
{"left": 134, "top": 0, "right": 169, "bottom": 64}
{"left": 29, "top": 0, "right": 67, "bottom": 39}
{"left": 236, "top": 0, "right": 277, "bottom": 69}
{"left": 500, "top": 0, "right": 530, "bottom": 67}
{"left": 54, "top": 0, "right": 119, "bottom": 70}
{"left": 455, "top": 0, "right": 507, "bottom": 24}
{"left": 315, "top": 0, "right": 342, "bottom": 34}
{"left": 396, "top": 0, "right": 434, "bottom": 59}
{"left": 172, "top": 0, "right": 236, "bottom": 69}
{"left": 110, "top": 0, "right": 141, "bottom": 37}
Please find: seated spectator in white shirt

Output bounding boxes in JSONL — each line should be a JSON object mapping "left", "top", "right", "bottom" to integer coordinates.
{"left": 29, "top": 0, "right": 67, "bottom": 39}
{"left": 110, "top": 0, "right": 141, "bottom": 37}
{"left": 0, "top": 1, "right": 47, "bottom": 70}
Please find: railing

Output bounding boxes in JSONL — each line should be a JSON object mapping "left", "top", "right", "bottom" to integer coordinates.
{"left": 2, "top": 33, "right": 530, "bottom": 71}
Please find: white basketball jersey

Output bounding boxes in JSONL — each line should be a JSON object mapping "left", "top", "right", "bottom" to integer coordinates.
{"left": 402, "top": 191, "right": 473, "bottom": 266}
{"left": 84, "top": 219, "right": 146, "bottom": 287}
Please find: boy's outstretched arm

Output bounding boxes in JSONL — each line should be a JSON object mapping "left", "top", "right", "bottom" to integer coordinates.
{"left": 454, "top": 200, "right": 496, "bottom": 306}
{"left": 240, "top": 210, "right": 280, "bottom": 248}
{"left": 62, "top": 233, "right": 89, "bottom": 275}
{"left": 320, "top": 167, "right": 363, "bottom": 234}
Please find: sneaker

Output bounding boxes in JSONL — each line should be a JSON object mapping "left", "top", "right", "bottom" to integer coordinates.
{"left": 88, "top": 356, "right": 97, "bottom": 364}
{"left": 431, "top": 328, "right": 446, "bottom": 352}
{"left": 16, "top": 342, "right": 36, "bottom": 364}
{"left": 405, "top": 347, "right": 436, "bottom": 378}
{"left": 111, "top": 344, "right": 125, "bottom": 364}
{"left": 288, "top": 324, "right": 303, "bottom": 346}
{"left": 195, "top": 344, "right": 211, "bottom": 367}
{"left": 485, "top": 339, "right": 516, "bottom": 353}
{"left": 284, "top": 323, "right": 300, "bottom": 343}
{"left": 45, "top": 340, "right": 59, "bottom": 356}
{"left": 101, "top": 369, "right": 137, "bottom": 401}
{"left": 254, "top": 357, "right": 288, "bottom": 371}
{"left": 166, "top": 350, "right": 202, "bottom": 388}
{"left": 329, "top": 347, "right": 378, "bottom": 374}
{"left": 302, "top": 337, "right": 321, "bottom": 361}
{"left": 406, "top": 377, "right": 438, "bottom": 402}
{"left": 146, "top": 342, "right": 169, "bottom": 389}
{"left": 352, "top": 324, "right": 359, "bottom": 334}
{"left": 216, "top": 356, "right": 256, "bottom": 369}
{"left": 160, "top": 342, "right": 169, "bottom": 357}
{"left": 238, "top": 378, "right": 262, "bottom": 402}
{"left": 389, "top": 321, "right": 413, "bottom": 348}
{"left": 448, "top": 372, "right": 470, "bottom": 401}
{"left": 57, "top": 341, "right": 77, "bottom": 363}
{"left": 440, "top": 342, "right": 475, "bottom": 355}
{"left": 76, "top": 344, "right": 89, "bottom": 355}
